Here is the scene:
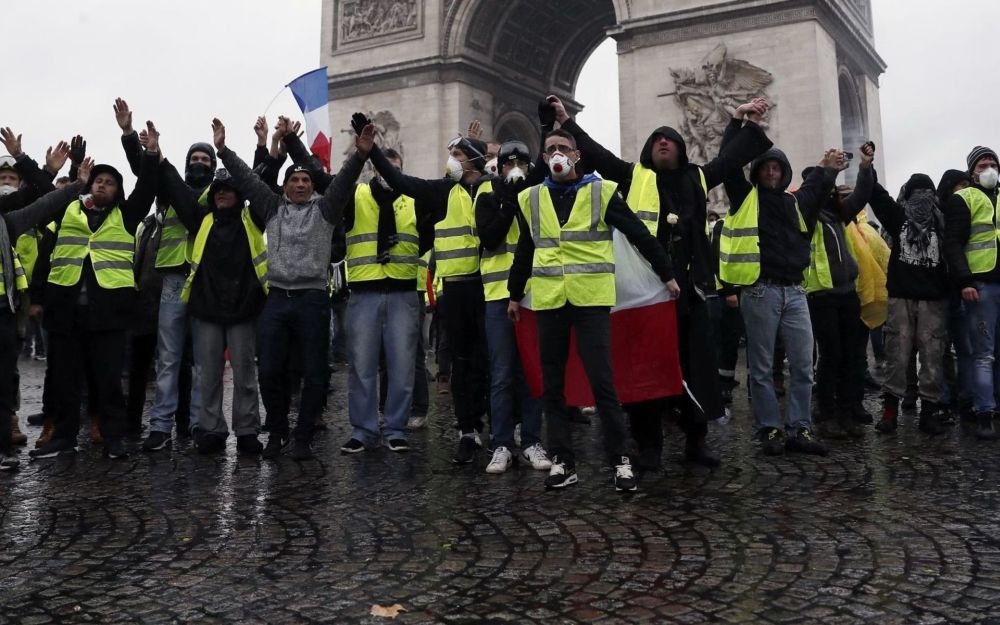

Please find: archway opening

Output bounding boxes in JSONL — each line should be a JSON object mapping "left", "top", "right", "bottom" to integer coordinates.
{"left": 839, "top": 71, "right": 866, "bottom": 186}
{"left": 575, "top": 38, "right": 621, "bottom": 157}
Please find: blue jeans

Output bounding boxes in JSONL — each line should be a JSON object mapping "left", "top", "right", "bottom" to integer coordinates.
{"left": 965, "top": 281, "right": 1000, "bottom": 413}
{"left": 485, "top": 300, "right": 542, "bottom": 450}
{"left": 346, "top": 290, "right": 418, "bottom": 446}
{"left": 149, "top": 274, "right": 201, "bottom": 434}
{"left": 741, "top": 283, "right": 814, "bottom": 431}
{"left": 257, "top": 289, "right": 331, "bottom": 443}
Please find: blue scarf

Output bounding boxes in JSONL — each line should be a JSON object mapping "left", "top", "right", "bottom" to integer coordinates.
{"left": 543, "top": 173, "right": 601, "bottom": 195}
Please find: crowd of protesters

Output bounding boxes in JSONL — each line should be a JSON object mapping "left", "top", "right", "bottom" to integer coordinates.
{"left": 0, "top": 93, "right": 993, "bottom": 493}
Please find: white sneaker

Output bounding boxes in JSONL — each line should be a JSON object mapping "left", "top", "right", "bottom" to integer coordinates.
{"left": 407, "top": 415, "right": 427, "bottom": 430}
{"left": 581, "top": 406, "right": 597, "bottom": 416}
{"left": 520, "top": 443, "right": 552, "bottom": 470}
{"left": 614, "top": 456, "right": 637, "bottom": 492}
{"left": 486, "top": 446, "right": 513, "bottom": 474}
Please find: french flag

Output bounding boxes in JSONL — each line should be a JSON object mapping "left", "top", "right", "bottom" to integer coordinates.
{"left": 288, "top": 67, "right": 333, "bottom": 171}
{"left": 515, "top": 228, "right": 683, "bottom": 406}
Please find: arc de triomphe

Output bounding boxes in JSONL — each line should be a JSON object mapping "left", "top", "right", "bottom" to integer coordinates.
{"left": 320, "top": 0, "right": 885, "bottom": 190}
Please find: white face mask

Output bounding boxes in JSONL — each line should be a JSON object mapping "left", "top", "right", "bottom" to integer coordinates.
{"left": 980, "top": 167, "right": 999, "bottom": 190}
{"left": 548, "top": 152, "right": 575, "bottom": 181}
{"left": 485, "top": 158, "right": 498, "bottom": 176}
{"left": 445, "top": 156, "right": 465, "bottom": 182}
{"left": 0, "top": 185, "right": 16, "bottom": 197}
{"left": 505, "top": 167, "right": 526, "bottom": 184}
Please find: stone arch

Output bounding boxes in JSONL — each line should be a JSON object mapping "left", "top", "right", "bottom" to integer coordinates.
{"left": 838, "top": 66, "right": 867, "bottom": 183}
{"left": 493, "top": 110, "right": 540, "bottom": 154}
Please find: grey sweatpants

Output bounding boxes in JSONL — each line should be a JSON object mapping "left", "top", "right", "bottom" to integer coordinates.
{"left": 882, "top": 297, "right": 947, "bottom": 404}
{"left": 193, "top": 318, "right": 260, "bottom": 437}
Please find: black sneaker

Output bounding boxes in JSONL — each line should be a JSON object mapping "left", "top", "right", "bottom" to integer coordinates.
{"left": 103, "top": 438, "right": 129, "bottom": 460}
{"left": 262, "top": 435, "right": 288, "bottom": 460}
{"left": 290, "top": 439, "right": 313, "bottom": 461}
{"left": 0, "top": 452, "right": 20, "bottom": 472}
{"left": 757, "top": 427, "right": 785, "bottom": 456}
{"left": 142, "top": 431, "right": 172, "bottom": 452}
{"left": 452, "top": 433, "right": 482, "bottom": 464}
{"left": 340, "top": 438, "right": 366, "bottom": 454}
{"left": 976, "top": 412, "right": 997, "bottom": 440}
{"left": 190, "top": 426, "right": 205, "bottom": 446}
{"left": 918, "top": 403, "right": 944, "bottom": 436}
{"left": 197, "top": 433, "right": 227, "bottom": 455}
{"left": 785, "top": 428, "right": 828, "bottom": 456}
{"left": 545, "top": 459, "right": 578, "bottom": 489}
{"left": 614, "top": 456, "right": 638, "bottom": 492}
{"left": 236, "top": 435, "right": 263, "bottom": 455}
{"left": 386, "top": 438, "right": 409, "bottom": 453}
{"left": 29, "top": 438, "right": 78, "bottom": 460}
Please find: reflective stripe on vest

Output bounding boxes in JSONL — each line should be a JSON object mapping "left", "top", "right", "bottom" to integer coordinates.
{"left": 48, "top": 201, "right": 136, "bottom": 289}
{"left": 434, "top": 180, "right": 492, "bottom": 278}
{"left": 480, "top": 218, "right": 519, "bottom": 301}
{"left": 718, "top": 187, "right": 805, "bottom": 286}
{"left": 181, "top": 207, "right": 268, "bottom": 302}
{"left": 417, "top": 250, "right": 430, "bottom": 293}
{"left": 625, "top": 163, "right": 708, "bottom": 236}
{"left": 804, "top": 220, "right": 858, "bottom": 293}
{"left": 155, "top": 188, "right": 210, "bottom": 269}
{"left": 957, "top": 187, "right": 1000, "bottom": 273}
{"left": 518, "top": 180, "right": 616, "bottom": 311}
{"left": 0, "top": 248, "right": 28, "bottom": 297}
{"left": 345, "top": 184, "right": 419, "bottom": 283}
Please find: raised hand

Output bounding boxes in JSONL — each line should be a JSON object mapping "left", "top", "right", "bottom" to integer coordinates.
{"left": 254, "top": 116, "right": 268, "bottom": 146}
{"left": 212, "top": 118, "right": 226, "bottom": 152}
{"left": 70, "top": 135, "right": 87, "bottom": 165}
{"left": 859, "top": 141, "right": 875, "bottom": 167}
{"left": 0, "top": 128, "right": 23, "bottom": 157}
{"left": 545, "top": 95, "right": 569, "bottom": 124}
{"left": 291, "top": 120, "right": 302, "bottom": 137}
{"left": 77, "top": 156, "right": 95, "bottom": 183}
{"left": 355, "top": 123, "right": 376, "bottom": 157}
{"left": 113, "top": 98, "right": 133, "bottom": 134}
{"left": 45, "top": 141, "right": 71, "bottom": 173}
{"left": 351, "top": 112, "right": 371, "bottom": 136}
{"left": 144, "top": 121, "right": 160, "bottom": 153}
{"left": 467, "top": 119, "right": 483, "bottom": 140}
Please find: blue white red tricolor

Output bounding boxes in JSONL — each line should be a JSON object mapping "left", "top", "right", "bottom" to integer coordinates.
{"left": 288, "top": 67, "right": 332, "bottom": 171}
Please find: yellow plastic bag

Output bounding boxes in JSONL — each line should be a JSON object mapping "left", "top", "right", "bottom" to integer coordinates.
{"left": 846, "top": 221, "right": 889, "bottom": 329}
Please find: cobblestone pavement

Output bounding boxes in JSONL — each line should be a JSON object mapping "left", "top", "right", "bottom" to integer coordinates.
{"left": 4, "top": 356, "right": 1000, "bottom": 624}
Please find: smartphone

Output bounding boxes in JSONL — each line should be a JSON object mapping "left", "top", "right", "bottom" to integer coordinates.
{"left": 844, "top": 152, "right": 854, "bottom": 160}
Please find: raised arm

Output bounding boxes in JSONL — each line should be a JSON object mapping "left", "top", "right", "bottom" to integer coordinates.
{"left": 122, "top": 122, "right": 163, "bottom": 232}
{"left": 839, "top": 144, "right": 875, "bottom": 223}
{"left": 793, "top": 150, "right": 842, "bottom": 221}
{"left": 212, "top": 118, "right": 280, "bottom": 225}
{"left": 114, "top": 98, "right": 143, "bottom": 176}
{"left": 702, "top": 99, "right": 773, "bottom": 190}
{"left": 280, "top": 117, "right": 333, "bottom": 190}
{"left": 318, "top": 123, "right": 376, "bottom": 229}
{"left": 161, "top": 159, "right": 206, "bottom": 232}
{"left": 2, "top": 162, "right": 89, "bottom": 239}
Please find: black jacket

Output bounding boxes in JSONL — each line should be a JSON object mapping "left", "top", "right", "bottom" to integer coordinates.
{"left": 945, "top": 183, "right": 1000, "bottom": 287}
{"left": 807, "top": 164, "right": 873, "bottom": 296}
{"left": 560, "top": 117, "right": 771, "bottom": 311}
{"left": 0, "top": 153, "right": 56, "bottom": 214}
{"left": 722, "top": 149, "right": 837, "bottom": 284}
{"left": 43, "top": 152, "right": 160, "bottom": 334}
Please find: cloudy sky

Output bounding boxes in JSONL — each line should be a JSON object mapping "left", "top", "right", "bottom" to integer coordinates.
{"left": 3, "top": 0, "right": 996, "bottom": 192}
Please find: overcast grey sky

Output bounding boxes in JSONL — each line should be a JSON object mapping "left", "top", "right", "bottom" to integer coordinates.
{"left": 3, "top": 0, "right": 996, "bottom": 192}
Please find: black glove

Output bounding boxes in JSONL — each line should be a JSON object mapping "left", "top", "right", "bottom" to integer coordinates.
{"left": 351, "top": 112, "right": 371, "bottom": 136}
{"left": 537, "top": 99, "right": 556, "bottom": 128}
{"left": 70, "top": 135, "right": 87, "bottom": 166}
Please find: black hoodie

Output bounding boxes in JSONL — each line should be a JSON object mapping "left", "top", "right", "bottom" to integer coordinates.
{"left": 722, "top": 148, "right": 836, "bottom": 284}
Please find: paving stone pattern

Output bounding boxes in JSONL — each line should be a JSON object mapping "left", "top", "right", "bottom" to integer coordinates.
{"left": 3, "top": 357, "right": 1000, "bottom": 624}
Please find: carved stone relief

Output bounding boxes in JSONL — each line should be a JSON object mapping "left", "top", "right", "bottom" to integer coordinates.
{"left": 338, "top": 0, "right": 419, "bottom": 44}
{"left": 340, "top": 110, "right": 404, "bottom": 181}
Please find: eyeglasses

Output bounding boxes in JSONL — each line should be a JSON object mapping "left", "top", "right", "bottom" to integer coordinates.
{"left": 544, "top": 143, "right": 575, "bottom": 156}
{"left": 0, "top": 155, "right": 15, "bottom": 170}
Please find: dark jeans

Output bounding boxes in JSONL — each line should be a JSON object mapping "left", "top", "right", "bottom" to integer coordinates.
{"left": 0, "top": 310, "right": 18, "bottom": 453}
{"left": 537, "top": 304, "right": 630, "bottom": 467}
{"left": 808, "top": 292, "right": 862, "bottom": 411}
{"left": 432, "top": 294, "right": 451, "bottom": 379}
{"left": 126, "top": 331, "right": 157, "bottom": 435}
{"left": 257, "top": 289, "right": 330, "bottom": 443}
{"left": 442, "top": 280, "right": 488, "bottom": 433}
{"left": 49, "top": 312, "right": 128, "bottom": 444}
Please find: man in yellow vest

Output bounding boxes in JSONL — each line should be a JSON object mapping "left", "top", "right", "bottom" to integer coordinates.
{"left": 326, "top": 123, "right": 427, "bottom": 453}
{"left": 944, "top": 146, "right": 1000, "bottom": 440}
{"left": 114, "top": 98, "right": 205, "bottom": 442}
{"left": 475, "top": 140, "right": 552, "bottom": 474}
{"left": 29, "top": 122, "right": 162, "bottom": 461}
{"left": 363, "top": 114, "right": 494, "bottom": 465}
{"left": 0, "top": 161, "right": 90, "bottom": 470}
{"left": 719, "top": 147, "right": 845, "bottom": 457}
{"left": 506, "top": 129, "right": 679, "bottom": 491}
{"left": 548, "top": 96, "right": 772, "bottom": 470}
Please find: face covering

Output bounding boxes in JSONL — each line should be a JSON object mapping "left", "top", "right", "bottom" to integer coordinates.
{"left": 485, "top": 158, "right": 498, "bottom": 176}
{"left": 979, "top": 167, "right": 999, "bottom": 190}
{"left": 185, "top": 163, "right": 214, "bottom": 188}
{"left": 445, "top": 156, "right": 465, "bottom": 182}
{"left": 0, "top": 185, "right": 16, "bottom": 197}
{"left": 505, "top": 167, "right": 526, "bottom": 184}
{"left": 79, "top": 193, "right": 98, "bottom": 211}
{"left": 548, "top": 153, "right": 575, "bottom": 181}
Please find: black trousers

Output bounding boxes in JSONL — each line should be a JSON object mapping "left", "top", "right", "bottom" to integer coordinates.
{"left": 537, "top": 304, "right": 630, "bottom": 466}
{"left": 718, "top": 298, "right": 744, "bottom": 383}
{"left": 126, "top": 332, "right": 157, "bottom": 434}
{"left": 442, "top": 280, "right": 488, "bottom": 432}
{"left": 808, "top": 292, "right": 862, "bottom": 411}
{"left": 49, "top": 313, "right": 128, "bottom": 444}
{"left": 0, "top": 310, "right": 18, "bottom": 454}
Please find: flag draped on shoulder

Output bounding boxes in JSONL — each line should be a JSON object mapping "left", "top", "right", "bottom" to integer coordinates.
{"left": 288, "top": 67, "right": 332, "bottom": 171}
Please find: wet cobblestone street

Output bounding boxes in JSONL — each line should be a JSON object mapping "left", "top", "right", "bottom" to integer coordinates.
{"left": 4, "top": 356, "right": 1000, "bottom": 624}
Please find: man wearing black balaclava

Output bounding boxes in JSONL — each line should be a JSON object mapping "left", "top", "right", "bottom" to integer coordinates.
{"left": 547, "top": 95, "right": 772, "bottom": 471}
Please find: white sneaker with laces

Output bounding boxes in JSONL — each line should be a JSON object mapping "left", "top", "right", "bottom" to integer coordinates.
{"left": 520, "top": 443, "right": 552, "bottom": 470}
{"left": 614, "top": 456, "right": 637, "bottom": 492}
{"left": 486, "top": 446, "right": 513, "bottom": 474}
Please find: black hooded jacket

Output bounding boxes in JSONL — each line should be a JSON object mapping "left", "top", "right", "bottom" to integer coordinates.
{"left": 559, "top": 117, "right": 771, "bottom": 312}
{"left": 945, "top": 181, "right": 1000, "bottom": 287}
{"left": 722, "top": 149, "right": 837, "bottom": 284}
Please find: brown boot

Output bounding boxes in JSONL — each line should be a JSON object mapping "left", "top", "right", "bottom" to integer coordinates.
{"left": 89, "top": 413, "right": 103, "bottom": 445}
{"left": 35, "top": 417, "right": 54, "bottom": 448}
{"left": 11, "top": 416, "right": 27, "bottom": 446}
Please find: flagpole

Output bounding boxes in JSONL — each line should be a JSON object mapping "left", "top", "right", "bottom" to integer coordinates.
{"left": 262, "top": 85, "right": 288, "bottom": 117}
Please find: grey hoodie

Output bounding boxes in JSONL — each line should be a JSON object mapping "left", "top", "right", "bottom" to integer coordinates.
{"left": 219, "top": 149, "right": 341, "bottom": 291}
